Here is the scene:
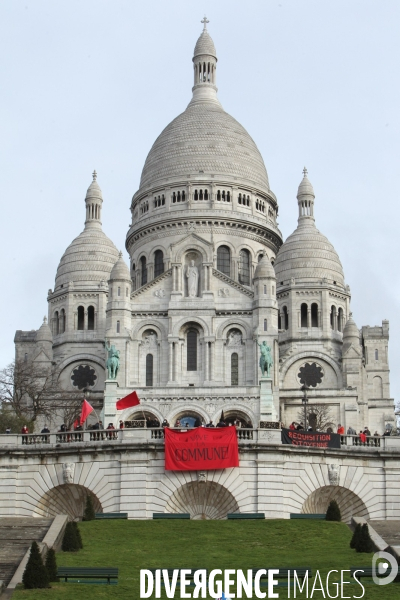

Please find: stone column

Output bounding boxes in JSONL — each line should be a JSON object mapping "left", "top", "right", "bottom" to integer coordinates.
{"left": 307, "top": 307, "right": 311, "bottom": 328}
{"left": 84, "top": 310, "right": 88, "bottom": 331}
{"left": 204, "top": 341, "right": 209, "bottom": 381}
{"left": 168, "top": 341, "right": 174, "bottom": 382}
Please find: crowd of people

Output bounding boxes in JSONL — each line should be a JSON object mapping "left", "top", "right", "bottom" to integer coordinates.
{"left": 288, "top": 421, "right": 393, "bottom": 443}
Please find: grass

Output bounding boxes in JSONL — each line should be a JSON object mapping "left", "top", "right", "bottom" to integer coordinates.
{"left": 12, "top": 519, "right": 400, "bottom": 599}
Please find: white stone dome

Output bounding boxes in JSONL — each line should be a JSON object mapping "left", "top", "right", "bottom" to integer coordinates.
{"left": 139, "top": 102, "right": 270, "bottom": 192}
{"left": 254, "top": 255, "right": 276, "bottom": 279}
{"left": 274, "top": 219, "right": 345, "bottom": 286}
{"left": 36, "top": 317, "right": 53, "bottom": 343}
{"left": 194, "top": 29, "right": 216, "bottom": 58}
{"left": 110, "top": 252, "right": 131, "bottom": 281}
{"left": 55, "top": 176, "right": 119, "bottom": 289}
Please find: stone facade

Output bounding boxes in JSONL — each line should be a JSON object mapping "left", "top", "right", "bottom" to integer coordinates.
{"left": 13, "top": 22, "right": 394, "bottom": 470}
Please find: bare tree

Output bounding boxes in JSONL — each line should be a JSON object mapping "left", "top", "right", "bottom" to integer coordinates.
{"left": 0, "top": 360, "right": 62, "bottom": 423}
{"left": 296, "top": 403, "right": 335, "bottom": 431}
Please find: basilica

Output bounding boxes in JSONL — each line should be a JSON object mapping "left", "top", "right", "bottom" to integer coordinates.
{"left": 15, "top": 20, "right": 393, "bottom": 435}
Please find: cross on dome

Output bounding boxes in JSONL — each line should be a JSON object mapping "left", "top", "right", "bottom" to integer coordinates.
{"left": 201, "top": 15, "right": 209, "bottom": 30}
{"left": 303, "top": 167, "right": 308, "bottom": 178}
{"left": 92, "top": 170, "right": 97, "bottom": 181}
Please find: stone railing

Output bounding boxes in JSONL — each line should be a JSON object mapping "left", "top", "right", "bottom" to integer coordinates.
{"left": 0, "top": 430, "right": 398, "bottom": 449}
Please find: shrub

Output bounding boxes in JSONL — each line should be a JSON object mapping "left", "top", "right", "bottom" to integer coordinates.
{"left": 72, "top": 521, "right": 83, "bottom": 549}
{"left": 61, "top": 521, "right": 80, "bottom": 552}
{"left": 350, "top": 523, "right": 362, "bottom": 549}
{"left": 356, "top": 523, "right": 375, "bottom": 553}
{"left": 22, "top": 541, "right": 49, "bottom": 589}
{"left": 45, "top": 548, "right": 58, "bottom": 582}
{"left": 326, "top": 500, "right": 341, "bottom": 522}
{"left": 83, "top": 494, "right": 95, "bottom": 521}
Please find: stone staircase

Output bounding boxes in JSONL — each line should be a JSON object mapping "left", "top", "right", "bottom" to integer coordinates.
{"left": 0, "top": 517, "right": 53, "bottom": 589}
{"left": 368, "top": 520, "right": 400, "bottom": 547}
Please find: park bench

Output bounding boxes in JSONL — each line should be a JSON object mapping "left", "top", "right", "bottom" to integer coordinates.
{"left": 95, "top": 512, "right": 128, "bottom": 519}
{"left": 149, "top": 569, "right": 208, "bottom": 587}
{"left": 227, "top": 513, "right": 265, "bottom": 519}
{"left": 57, "top": 567, "right": 118, "bottom": 585}
{"left": 152, "top": 513, "right": 191, "bottom": 519}
{"left": 350, "top": 567, "right": 396, "bottom": 583}
{"left": 251, "top": 568, "right": 312, "bottom": 586}
{"left": 290, "top": 514, "right": 325, "bottom": 520}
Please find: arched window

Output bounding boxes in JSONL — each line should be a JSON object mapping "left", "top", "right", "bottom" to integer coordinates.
{"left": 217, "top": 190, "right": 221, "bottom": 201}
{"left": 278, "top": 313, "right": 282, "bottom": 329}
{"left": 264, "top": 319, "right": 268, "bottom": 331}
{"left": 187, "top": 329, "right": 198, "bottom": 371}
{"left": 337, "top": 308, "right": 343, "bottom": 332}
{"left": 238, "top": 249, "right": 250, "bottom": 285}
{"left": 194, "top": 189, "right": 198, "bottom": 200}
{"left": 330, "top": 305, "right": 336, "bottom": 330}
{"left": 283, "top": 306, "right": 289, "bottom": 330}
{"left": 311, "top": 303, "right": 318, "bottom": 327}
{"left": 131, "top": 264, "right": 136, "bottom": 291}
{"left": 204, "top": 189, "right": 209, "bottom": 200}
{"left": 146, "top": 354, "right": 154, "bottom": 387}
{"left": 77, "top": 306, "right": 84, "bottom": 330}
{"left": 118, "top": 286, "right": 121, "bottom": 296}
{"left": 116, "top": 320, "right": 120, "bottom": 333}
{"left": 60, "top": 309, "right": 66, "bottom": 333}
{"left": 154, "top": 250, "right": 164, "bottom": 278}
{"left": 231, "top": 353, "right": 239, "bottom": 386}
{"left": 373, "top": 375, "right": 383, "bottom": 398}
{"left": 54, "top": 311, "right": 59, "bottom": 335}
{"left": 217, "top": 245, "right": 230, "bottom": 277}
{"left": 88, "top": 306, "right": 95, "bottom": 330}
{"left": 140, "top": 257, "right": 147, "bottom": 286}
{"left": 258, "top": 254, "right": 263, "bottom": 262}
{"left": 301, "top": 303, "right": 308, "bottom": 328}
{"left": 375, "top": 349, "right": 379, "bottom": 360}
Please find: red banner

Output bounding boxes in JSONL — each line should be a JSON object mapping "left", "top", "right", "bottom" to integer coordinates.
{"left": 165, "top": 427, "right": 239, "bottom": 471}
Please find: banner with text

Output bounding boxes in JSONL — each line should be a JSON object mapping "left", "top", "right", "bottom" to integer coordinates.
{"left": 165, "top": 427, "right": 239, "bottom": 471}
{"left": 281, "top": 428, "right": 341, "bottom": 448}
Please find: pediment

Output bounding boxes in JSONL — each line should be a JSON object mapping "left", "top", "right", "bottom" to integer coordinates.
{"left": 342, "top": 344, "right": 362, "bottom": 359}
{"left": 171, "top": 233, "right": 213, "bottom": 262}
{"left": 33, "top": 348, "right": 52, "bottom": 363}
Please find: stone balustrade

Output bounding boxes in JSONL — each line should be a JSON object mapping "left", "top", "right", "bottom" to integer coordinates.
{"left": 0, "top": 429, "right": 399, "bottom": 449}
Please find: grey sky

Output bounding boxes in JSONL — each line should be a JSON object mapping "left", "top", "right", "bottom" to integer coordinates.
{"left": 1, "top": 1, "right": 399, "bottom": 406}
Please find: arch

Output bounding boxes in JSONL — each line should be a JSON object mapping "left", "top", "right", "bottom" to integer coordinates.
{"left": 337, "top": 307, "right": 343, "bottom": 332}
{"left": 187, "top": 329, "right": 198, "bottom": 371}
{"left": 165, "top": 480, "right": 239, "bottom": 520}
{"left": 373, "top": 376, "right": 383, "bottom": 398}
{"left": 172, "top": 409, "right": 204, "bottom": 428}
{"left": 330, "top": 305, "right": 337, "bottom": 330}
{"left": 140, "top": 256, "right": 147, "bottom": 286}
{"left": 77, "top": 306, "right": 84, "bottom": 330}
{"left": 54, "top": 311, "right": 60, "bottom": 335}
{"left": 87, "top": 305, "right": 95, "bottom": 330}
{"left": 375, "top": 349, "right": 379, "bottom": 361}
{"left": 56, "top": 354, "right": 106, "bottom": 374}
{"left": 168, "top": 404, "right": 209, "bottom": 428}
{"left": 302, "top": 486, "right": 369, "bottom": 523}
{"left": 175, "top": 242, "right": 211, "bottom": 263}
{"left": 125, "top": 409, "right": 159, "bottom": 427}
{"left": 132, "top": 320, "right": 167, "bottom": 341}
{"left": 60, "top": 308, "right": 66, "bottom": 333}
{"left": 146, "top": 354, "right": 154, "bottom": 387}
{"left": 154, "top": 249, "right": 164, "bottom": 278}
{"left": 311, "top": 303, "right": 319, "bottom": 327}
{"left": 280, "top": 352, "right": 343, "bottom": 387}
{"left": 238, "top": 249, "right": 250, "bottom": 285}
{"left": 300, "top": 303, "right": 308, "bottom": 328}
{"left": 211, "top": 403, "right": 256, "bottom": 429}
{"left": 116, "top": 320, "right": 120, "bottom": 333}
{"left": 221, "top": 408, "right": 253, "bottom": 427}
{"left": 33, "top": 484, "right": 102, "bottom": 521}
{"left": 231, "top": 352, "right": 239, "bottom": 385}
{"left": 217, "top": 245, "right": 231, "bottom": 277}
{"left": 215, "top": 318, "right": 251, "bottom": 341}
{"left": 283, "top": 306, "right": 289, "bottom": 330}
{"left": 173, "top": 316, "right": 209, "bottom": 338}
{"left": 119, "top": 404, "right": 164, "bottom": 425}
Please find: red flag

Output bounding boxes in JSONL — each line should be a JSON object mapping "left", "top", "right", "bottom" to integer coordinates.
{"left": 80, "top": 399, "right": 94, "bottom": 425}
{"left": 116, "top": 391, "right": 140, "bottom": 410}
{"left": 73, "top": 419, "right": 80, "bottom": 429}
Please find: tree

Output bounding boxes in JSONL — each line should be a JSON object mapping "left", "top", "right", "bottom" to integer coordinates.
{"left": 61, "top": 522, "right": 80, "bottom": 552}
{"left": 356, "top": 524, "right": 375, "bottom": 553}
{"left": 296, "top": 403, "right": 335, "bottom": 431}
{"left": 0, "top": 403, "right": 33, "bottom": 433}
{"left": 72, "top": 521, "right": 83, "bottom": 549}
{"left": 22, "top": 541, "right": 49, "bottom": 589}
{"left": 326, "top": 500, "right": 341, "bottom": 521}
{"left": 83, "top": 495, "right": 95, "bottom": 521}
{"left": 45, "top": 548, "right": 58, "bottom": 582}
{"left": 350, "top": 523, "right": 362, "bottom": 549}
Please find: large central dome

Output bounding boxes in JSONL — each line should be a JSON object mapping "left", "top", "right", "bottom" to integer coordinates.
{"left": 138, "top": 23, "right": 270, "bottom": 193}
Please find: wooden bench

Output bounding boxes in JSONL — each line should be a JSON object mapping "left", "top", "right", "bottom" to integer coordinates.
{"left": 95, "top": 512, "right": 128, "bottom": 519}
{"left": 350, "top": 567, "right": 393, "bottom": 583}
{"left": 290, "top": 514, "right": 326, "bottom": 520}
{"left": 227, "top": 513, "right": 265, "bottom": 519}
{"left": 251, "top": 568, "right": 312, "bottom": 586}
{"left": 57, "top": 567, "right": 118, "bottom": 585}
{"left": 152, "top": 513, "right": 191, "bottom": 519}
{"left": 149, "top": 568, "right": 208, "bottom": 587}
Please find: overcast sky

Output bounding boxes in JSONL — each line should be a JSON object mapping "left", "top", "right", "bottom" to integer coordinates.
{"left": 1, "top": 1, "right": 399, "bottom": 405}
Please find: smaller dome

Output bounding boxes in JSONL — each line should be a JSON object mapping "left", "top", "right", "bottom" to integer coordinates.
{"left": 110, "top": 252, "right": 131, "bottom": 281}
{"left": 343, "top": 313, "right": 360, "bottom": 346}
{"left": 36, "top": 317, "right": 53, "bottom": 343}
{"left": 85, "top": 175, "right": 103, "bottom": 201}
{"left": 254, "top": 255, "right": 276, "bottom": 279}
{"left": 297, "top": 169, "right": 315, "bottom": 200}
{"left": 193, "top": 29, "right": 216, "bottom": 58}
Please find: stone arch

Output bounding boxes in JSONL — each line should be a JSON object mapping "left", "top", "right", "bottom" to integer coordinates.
{"left": 132, "top": 320, "right": 167, "bottom": 341}
{"left": 216, "top": 318, "right": 252, "bottom": 340}
{"left": 56, "top": 353, "right": 106, "bottom": 374}
{"left": 302, "top": 486, "right": 369, "bottom": 523}
{"left": 168, "top": 404, "right": 208, "bottom": 427}
{"left": 165, "top": 480, "right": 239, "bottom": 520}
{"left": 280, "top": 352, "right": 342, "bottom": 388}
{"left": 235, "top": 242, "right": 257, "bottom": 261}
{"left": 211, "top": 403, "right": 256, "bottom": 427}
{"left": 173, "top": 316, "right": 210, "bottom": 337}
{"left": 33, "top": 484, "right": 102, "bottom": 521}
{"left": 119, "top": 404, "right": 163, "bottom": 425}
{"left": 175, "top": 241, "right": 212, "bottom": 263}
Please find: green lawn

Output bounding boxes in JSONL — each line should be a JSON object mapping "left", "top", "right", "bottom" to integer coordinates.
{"left": 12, "top": 519, "right": 399, "bottom": 599}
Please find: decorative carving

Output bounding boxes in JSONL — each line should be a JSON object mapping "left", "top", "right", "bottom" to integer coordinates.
{"left": 198, "top": 472, "right": 207, "bottom": 483}
{"left": 63, "top": 462, "right": 75, "bottom": 484}
{"left": 259, "top": 430, "right": 273, "bottom": 441}
{"left": 298, "top": 363, "right": 324, "bottom": 387}
{"left": 328, "top": 464, "right": 340, "bottom": 486}
{"left": 186, "top": 260, "right": 199, "bottom": 297}
{"left": 218, "top": 288, "right": 230, "bottom": 297}
{"left": 154, "top": 289, "right": 165, "bottom": 298}
{"left": 71, "top": 365, "right": 97, "bottom": 390}
{"left": 227, "top": 330, "right": 242, "bottom": 347}
{"left": 143, "top": 331, "right": 157, "bottom": 350}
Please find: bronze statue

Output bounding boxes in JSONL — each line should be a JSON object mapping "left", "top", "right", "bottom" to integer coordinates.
{"left": 257, "top": 336, "right": 273, "bottom": 377}
{"left": 105, "top": 339, "right": 120, "bottom": 379}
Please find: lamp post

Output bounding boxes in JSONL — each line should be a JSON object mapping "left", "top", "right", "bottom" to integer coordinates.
{"left": 301, "top": 384, "right": 308, "bottom": 429}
